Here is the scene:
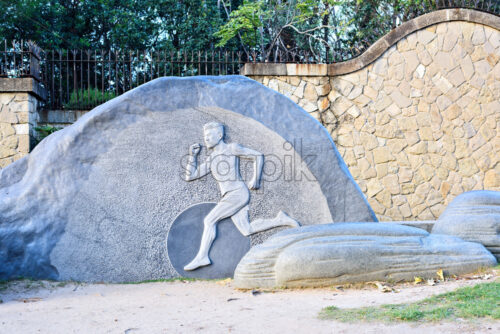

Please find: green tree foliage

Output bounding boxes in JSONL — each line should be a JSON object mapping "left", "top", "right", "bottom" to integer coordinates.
{"left": 214, "top": 1, "right": 265, "bottom": 51}
{"left": 213, "top": 0, "right": 443, "bottom": 60}
{"left": 212, "top": 0, "right": 499, "bottom": 61}
{"left": 0, "top": 0, "right": 497, "bottom": 59}
{"left": 214, "top": 0, "right": 340, "bottom": 59}
{"left": 0, "top": 0, "right": 237, "bottom": 51}
{"left": 337, "top": 0, "right": 438, "bottom": 58}
{"left": 154, "top": 0, "right": 232, "bottom": 51}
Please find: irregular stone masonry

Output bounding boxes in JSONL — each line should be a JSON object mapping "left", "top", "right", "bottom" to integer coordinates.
{"left": 250, "top": 21, "right": 500, "bottom": 221}
{"left": 0, "top": 92, "right": 39, "bottom": 168}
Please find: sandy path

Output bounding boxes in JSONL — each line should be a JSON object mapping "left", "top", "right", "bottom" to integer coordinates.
{"left": 0, "top": 278, "right": 498, "bottom": 334}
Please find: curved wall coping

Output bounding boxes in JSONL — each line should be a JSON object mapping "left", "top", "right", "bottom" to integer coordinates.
{"left": 241, "top": 8, "right": 500, "bottom": 77}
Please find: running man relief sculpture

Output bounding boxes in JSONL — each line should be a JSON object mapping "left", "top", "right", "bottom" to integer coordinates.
{"left": 0, "top": 76, "right": 377, "bottom": 283}
{"left": 183, "top": 122, "right": 300, "bottom": 271}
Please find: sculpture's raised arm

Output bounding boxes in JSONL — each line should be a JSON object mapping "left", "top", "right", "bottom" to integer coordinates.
{"left": 185, "top": 143, "right": 210, "bottom": 181}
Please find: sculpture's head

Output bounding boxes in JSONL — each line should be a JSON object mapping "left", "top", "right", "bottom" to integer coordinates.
{"left": 203, "top": 122, "right": 224, "bottom": 149}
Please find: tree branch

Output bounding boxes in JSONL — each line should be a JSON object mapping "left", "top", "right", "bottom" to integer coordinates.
{"left": 218, "top": 0, "right": 250, "bottom": 58}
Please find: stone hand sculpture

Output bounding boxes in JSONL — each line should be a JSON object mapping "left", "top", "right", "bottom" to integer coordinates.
{"left": 183, "top": 122, "right": 300, "bottom": 271}
{"left": 233, "top": 223, "right": 497, "bottom": 289}
{"left": 432, "top": 190, "right": 500, "bottom": 261}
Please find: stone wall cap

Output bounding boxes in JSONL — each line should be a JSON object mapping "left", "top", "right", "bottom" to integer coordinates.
{"left": 0, "top": 77, "right": 47, "bottom": 101}
{"left": 286, "top": 64, "right": 327, "bottom": 76}
{"left": 241, "top": 63, "right": 287, "bottom": 76}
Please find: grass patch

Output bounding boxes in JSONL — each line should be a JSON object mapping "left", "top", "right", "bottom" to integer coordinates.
{"left": 121, "top": 277, "right": 227, "bottom": 284}
{"left": 34, "top": 125, "right": 62, "bottom": 141}
{"left": 0, "top": 282, "right": 8, "bottom": 291}
{"left": 63, "top": 87, "right": 116, "bottom": 110}
{"left": 319, "top": 282, "right": 500, "bottom": 322}
{"left": 0, "top": 278, "right": 49, "bottom": 290}
{"left": 0, "top": 277, "right": 35, "bottom": 286}
{"left": 0, "top": 278, "right": 81, "bottom": 293}
{"left": 0, "top": 277, "right": 226, "bottom": 290}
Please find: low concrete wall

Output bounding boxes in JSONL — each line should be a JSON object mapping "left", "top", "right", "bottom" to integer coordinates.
{"left": 38, "top": 109, "right": 89, "bottom": 128}
{"left": 245, "top": 9, "right": 500, "bottom": 221}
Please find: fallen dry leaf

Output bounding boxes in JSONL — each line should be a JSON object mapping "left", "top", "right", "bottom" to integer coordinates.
{"left": 436, "top": 269, "right": 444, "bottom": 281}
{"left": 17, "top": 297, "right": 42, "bottom": 303}
{"left": 414, "top": 276, "right": 423, "bottom": 284}
{"left": 374, "top": 282, "right": 393, "bottom": 293}
{"left": 216, "top": 278, "right": 232, "bottom": 286}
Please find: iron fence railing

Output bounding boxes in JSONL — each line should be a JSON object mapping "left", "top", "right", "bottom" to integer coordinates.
{"left": 0, "top": 40, "right": 41, "bottom": 81}
{"left": 41, "top": 49, "right": 246, "bottom": 110}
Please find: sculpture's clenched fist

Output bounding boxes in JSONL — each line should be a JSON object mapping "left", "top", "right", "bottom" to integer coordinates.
{"left": 189, "top": 143, "right": 201, "bottom": 156}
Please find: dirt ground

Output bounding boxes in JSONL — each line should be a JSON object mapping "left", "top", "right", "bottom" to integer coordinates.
{"left": 0, "top": 277, "right": 498, "bottom": 334}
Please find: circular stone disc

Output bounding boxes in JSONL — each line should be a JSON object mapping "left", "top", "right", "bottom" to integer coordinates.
{"left": 167, "top": 202, "right": 251, "bottom": 279}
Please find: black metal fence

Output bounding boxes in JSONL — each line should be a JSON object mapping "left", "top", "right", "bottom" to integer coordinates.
{"left": 41, "top": 50, "right": 246, "bottom": 110}
{"left": 0, "top": 40, "right": 41, "bottom": 81}
{"left": 0, "top": 43, "right": 247, "bottom": 109}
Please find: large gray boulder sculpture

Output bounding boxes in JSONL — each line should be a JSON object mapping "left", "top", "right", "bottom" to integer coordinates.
{"left": 233, "top": 223, "right": 497, "bottom": 289}
{"left": 432, "top": 191, "right": 500, "bottom": 261}
{"left": 0, "top": 76, "right": 375, "bottom": 282}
